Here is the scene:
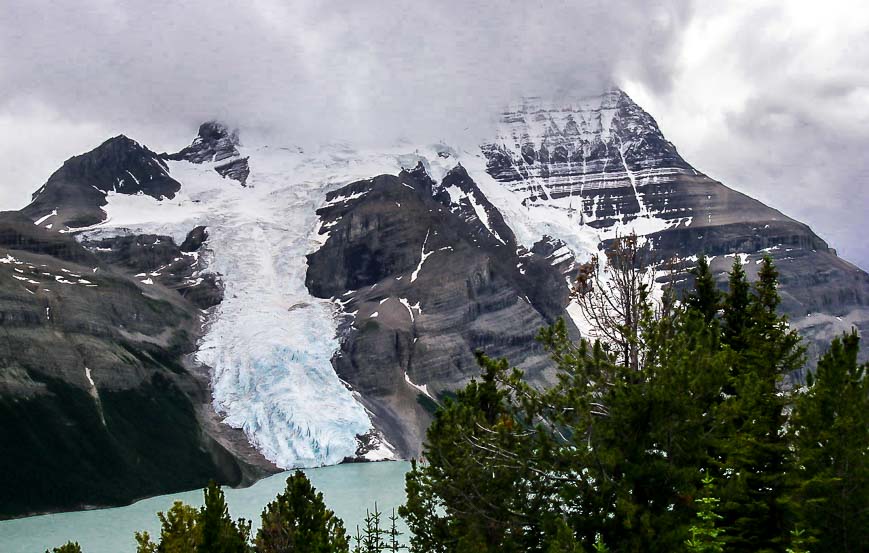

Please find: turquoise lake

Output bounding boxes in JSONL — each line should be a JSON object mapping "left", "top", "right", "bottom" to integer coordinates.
{"left": 0, "top": 461, "right": 411, "bottom": 553}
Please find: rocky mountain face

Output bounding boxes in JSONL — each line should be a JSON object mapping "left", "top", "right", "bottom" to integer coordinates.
{"left": 306, "top": 164, "right": 579, "bottom": 456}
{"left": 1, "top": 88, "right": 866, "bottom": 517}
{"left": 481, "top": 90, "right": 869, "bottom": 363}
{"left": 22, "top": 136, "right": 181, "bottom": 230}
{"left": 0, "top": 212, "right": 276, "bottom": 518}
{"left": 164, "top": 121, "right": 250, "bottom": 186}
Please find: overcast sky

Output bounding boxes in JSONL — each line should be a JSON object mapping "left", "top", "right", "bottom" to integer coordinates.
{"left": 1, "top": 0, "right": 866, "bottom": 269}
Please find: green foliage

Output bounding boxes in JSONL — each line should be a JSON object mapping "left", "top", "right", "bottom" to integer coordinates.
{"left": 790, "top": 331, "right": 868, "bottom": 553}
{"left": 50, "top": 252, "right": 865, "bottom": 553}
{"left": 386, "top": 509, "right": 404, "bottom": 552}
{"left": 543, "top": 517, "right": 583, "bottom": 553}
{"left": 46, "top": 542, "right": 83, "bottom": 553}
{"left": 199, "top": 481, "right": 250, "bottom": 553}
{"left": 592, "top": 534, "right": 609, "bottom": 553}
{"left": 402, "top": 252, "right": 844, "bottom": 553}
{"left": 684, "top": 255, "right": 720, "bottom": 324}
{"left": 685, "top": 474, "right": 725, "bottom": 553}
{"left": 134, "top": 483, "right": 250, "bottom": 553}
{"left": 256, "top": 470, "right": 349, "bottom": 553}
{"left": 785, "top": 528, "right": 811, "bottom": 553}
{"left": 135, "top": 501, "right": 200, "bottom": 553}
{"left": 722, "top": 257, "right": 751, "bottom": 351}
{"left": 135, "top": 532, "right": 158, "bottom": 553}
{"left": 715, "top": 256, "right": 804, "bottom": 553}
{"left": 400, "top": 354, "right": 539, "bottom": 552}
{"left": 352, "top": 504, "right": 406, "bottom": 553}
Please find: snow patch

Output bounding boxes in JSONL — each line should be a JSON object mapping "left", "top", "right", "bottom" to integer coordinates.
{"left": 34, "top": 209, "right": 58, "bottom": 226}
{"left": 411, "top": 229, "right": 433, "bottom": 283}
{"left": 404, "top": 371, "right": 434, "bottom": 399}
{"left": 399, "top": 298, "right": 421, "bottom": 322}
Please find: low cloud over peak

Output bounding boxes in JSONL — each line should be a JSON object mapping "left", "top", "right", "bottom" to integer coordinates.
{"left": 1, "top": 0, "right": 867, "bottom": 268}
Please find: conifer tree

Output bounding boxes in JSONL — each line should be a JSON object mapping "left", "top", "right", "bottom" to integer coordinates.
{"left": 135, "top": 501, "right": 200, "bottom": 553}
{"left": 134, "top": 485, "right": 250, "bottom": 553}
{"left": 199, "top": 481, "right": 250, "bottom": 553}
{"left": 256, "top": 470, "right": 349, "bottom": 553}
{"left": 716, "top": 255, "right": 803, "bottom": 553}
{"left": 722, "top": 257, "right": 751, "bottom": 352}
{"left": 386, "top": 509, "right": 405, "bottom": 552}
{"left": 401, "top": 353, "right": 537, "bottom": 552}
{"left": 404, "top": 242, "right": 741, "bottom": 551}
{"left": 353, "top": 505, "right": 388, "bottom": 553}
{"left": 790, "top": 331, "right": 868, "bottom": 553}
{"left": 685, "top": 255, "right": 721, "bottom": 324}
{"left": 685, "top": 474, "right": 725, "bottom": 553}
{"left": 542, "top": 517, "right": 583, "bottom": 553}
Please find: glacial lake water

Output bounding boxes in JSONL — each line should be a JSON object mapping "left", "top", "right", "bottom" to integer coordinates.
{"left": 0, "top": 461, "right": 411, "bottom": 553}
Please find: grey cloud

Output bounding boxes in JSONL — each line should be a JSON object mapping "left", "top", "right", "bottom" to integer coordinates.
{"left": 635, "top": 1, "right": 869, "bottom": 270}
{"left": 0, "top": 0, "right": 691, "bottom": 147}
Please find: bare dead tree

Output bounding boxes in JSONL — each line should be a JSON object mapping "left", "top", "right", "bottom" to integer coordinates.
{"left": 570, "top": 232, "right": 656, "bottom": 371}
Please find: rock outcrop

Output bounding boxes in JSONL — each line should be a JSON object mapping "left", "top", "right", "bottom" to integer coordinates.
{"left": 22, "top": 136, "right": 180, "bottom": 230}
{"left": 306, "top": 165, "right": 579, "bottom": 457}
{"left": 164, "top": 121, "right": 250, "bottom": 186}
{"left": 0, "top": 211, "right": 275, "bottom": 519}
{"left": 3, "top": 88, "right": 867, "bottom": 517}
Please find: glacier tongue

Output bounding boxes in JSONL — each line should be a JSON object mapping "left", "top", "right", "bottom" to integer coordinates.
{"left": 82, "top": 142, "right": 429, "bottom": 468}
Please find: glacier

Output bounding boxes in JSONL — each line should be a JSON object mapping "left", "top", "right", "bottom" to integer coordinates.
{"left": 81, "top": 139, "right": 469, "bottom": 468}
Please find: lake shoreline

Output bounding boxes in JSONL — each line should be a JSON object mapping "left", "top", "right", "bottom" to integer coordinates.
{"left": 0, "top": 457, "right": 402, "bottom": 523}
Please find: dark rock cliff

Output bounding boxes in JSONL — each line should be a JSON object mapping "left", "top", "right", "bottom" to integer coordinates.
{"left": 22, "top": 136, "right": 180, "bottom": 230}
{"left": 164, "top": 121, "right": 250, "bottom": 186}
{"left": 306, "top": 165, "right": 579, "bottom": 457}
{"left": 0, "top": 212, "right": 275, "bottom": 519}
{"left": 4, "top": 89, "right": 868, "bottom": 516}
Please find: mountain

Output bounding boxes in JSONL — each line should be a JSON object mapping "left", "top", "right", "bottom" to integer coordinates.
{"left": 1, "top": 90, "right": 866, "bottom": 517}
{"left": 0, "top": 210, "right": 275, "bottom": 518}
{"left": 306, "top": 164, "right": 580, "bottom": 455}
{"left": 480, "top": 90, "right": 868, "bottom": 365}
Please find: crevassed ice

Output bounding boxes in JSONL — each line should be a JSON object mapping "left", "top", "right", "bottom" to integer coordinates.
{"left": 86, "top": 143, "right": 428, "bottom": 468}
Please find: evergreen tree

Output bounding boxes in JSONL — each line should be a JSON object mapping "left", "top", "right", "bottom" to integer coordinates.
{"left": 593, "top": 535, "right": 610, "bottom": 553}
{"left": 135, "top": 501, "right": 200, "bottom": 553}
{"left": 134, "top": 485, "right": 250, "bottom": 553}
{"left": 685, "top": 474, "right": 725, "bottom": 553}
{"left": 542, "top": 517, "right": 583, "bottom": 553}
{"left": 403, "top": 241, "right": 748, "bottom": 552}
{"left": 199, "top": 481, "right": 250, "bottom": 553}
{"left": 715, "top": 255, "right": 804, "bottom": 553}
{"left": 785, "top": 528, "right": 811, "bottom": 553}
{"left": 401, "top": 353, "right": 545, "bottom": 552}
{"left": 353, "top": 505, "right": 387, "bottom": 553}
{"left": 386, "top": 509, "right": 405, "bottom": 552}
{"left": 790, "top": 331, "right": 868, "bottom": 553}
{"left": 685, "top": 255, "right": 721, "bottom": 324}
{"left": 722, "top": 257, "right": 751, "bottom": 352}
{"left": 255, "top": 470, "right": 349, "bottom": 553}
